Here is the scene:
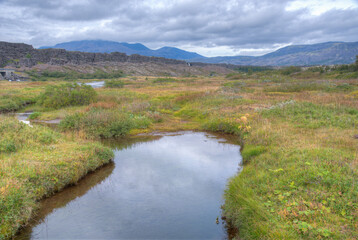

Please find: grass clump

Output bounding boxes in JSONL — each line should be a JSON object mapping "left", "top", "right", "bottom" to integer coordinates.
{"left": 202, "top": 114, "right": 252, "bottom": 136}
{"left": 0, "top": 116, "right": 113, "bottom": 239}
{"left": 60, "top": 110, "right": 152, "bottom": 139}
{"left": 241, "top": 145, "right": 266, "bottom": 164}
{"left": 105, "top": 79, "right": 125, "bottom": 88}
{"left": 37, "top": 83, "right": 97, "bottom": 109}
{"left": 28, "top": 112, "right": 41, "bottom": 120}
{"left": 0, "top": 92, "right": 37, "bottom": 113}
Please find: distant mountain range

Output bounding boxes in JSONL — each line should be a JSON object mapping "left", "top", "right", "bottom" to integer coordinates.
{"left": 40, "top": 40, "right": 358, "bottom": 66}
{"left": 40, "top": 40, "right": 203, "bottom": 60}
{"left": 191, "top": 42, "right": 358, "bottom": 66}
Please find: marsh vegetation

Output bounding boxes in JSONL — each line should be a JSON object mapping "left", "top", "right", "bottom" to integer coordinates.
{"left": 0, "top": 63, "right": 357, "bottom": 239}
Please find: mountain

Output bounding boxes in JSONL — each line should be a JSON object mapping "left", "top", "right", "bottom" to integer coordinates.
{"left": 40, "top": 40, "right": 358, "bottom": 66}
{"left": 40, "top": 40, "right": 203, "bottom": 60}
{"left": 191, "top": 42, "right": 358, "bottom": 66}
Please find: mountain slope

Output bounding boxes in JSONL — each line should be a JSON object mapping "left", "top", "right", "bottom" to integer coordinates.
{"left": 192, "top": 42, "right": 358, "bottom": 66}
{"left": 40, "top": 40, "right": 358, "bottom": 66}
{"left": 40, "top": 40, "right": 203, "bottom": 60}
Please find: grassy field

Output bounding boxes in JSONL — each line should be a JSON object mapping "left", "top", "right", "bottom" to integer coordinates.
{"left": 0, "top": 66, "right": 357, "bottom": 239}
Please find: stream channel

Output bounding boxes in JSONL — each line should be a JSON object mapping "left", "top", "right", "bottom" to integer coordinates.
{"left": 14, "top": 122, "right": 242, "bottom": 239}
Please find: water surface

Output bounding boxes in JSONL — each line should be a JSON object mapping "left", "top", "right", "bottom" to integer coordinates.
{"left": 16, "top": 131, "right": 242, "bottom": 240}
{"left": 83, "top": 81, "right": 105, "bottom": 88}
{"left": 16, "top": 112, "right": 33, "bottom": 126}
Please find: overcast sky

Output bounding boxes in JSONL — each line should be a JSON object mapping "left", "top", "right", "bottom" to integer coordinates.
{"left": 0, "top": 0, "right": 357, "bottom": 57}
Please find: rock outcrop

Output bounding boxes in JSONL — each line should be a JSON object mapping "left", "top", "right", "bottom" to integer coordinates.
{"left": 0, "top": 41, "right": 187, "bottom": 68}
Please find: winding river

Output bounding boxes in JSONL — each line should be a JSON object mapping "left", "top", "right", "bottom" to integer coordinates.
{"left": 15, "top": 131, "right": 242, "bottom": 239}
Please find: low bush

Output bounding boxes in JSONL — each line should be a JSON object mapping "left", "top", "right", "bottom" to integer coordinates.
{"left": 37, "top": 83, "right": 97, "bottom": 109}
{"left": 105, "top": 79, "right": 125, "bottom": 88}
{"left": 60, "top": 110, "right": 152, "bottom": 139}
{"left": 0, "top": 139, "right": 17, "bottom": 153}
{"left": 280, "top": 66, "right": 302, "bottom": 75}
{"left": 202, "top": 115, "right": 252, "bottom": 136}
{"left": 0, "top": 95, "right": 36, "bottom": 113}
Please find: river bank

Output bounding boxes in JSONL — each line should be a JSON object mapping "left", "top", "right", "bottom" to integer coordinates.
{"left": 0, "top": 116, "right": 113, "bottom": 239}
{"left": 15, "top": 131, "right": 242, "bottom": 239}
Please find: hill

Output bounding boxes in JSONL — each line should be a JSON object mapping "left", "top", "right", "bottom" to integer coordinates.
{"left": 41, "top": 40, "right": 358, "bottom": 66}
{"left": 192, "top": 42, "right": 358, "bottom": 66}
{"left": 40, "top": 40, "right": 203, "bottom": 60}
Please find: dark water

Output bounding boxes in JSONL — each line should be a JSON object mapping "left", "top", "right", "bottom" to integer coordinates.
{"left": 16, "top": 131, "right": 242, "bottom": 240}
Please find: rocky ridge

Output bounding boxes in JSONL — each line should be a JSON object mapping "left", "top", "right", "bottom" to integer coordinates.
{"left": 0, "top": 41, "right": 188, "bottom": 68}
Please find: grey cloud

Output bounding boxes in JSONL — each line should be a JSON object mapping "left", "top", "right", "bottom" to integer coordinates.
{"left": 0, "top": 0, "right": 357, "bottom": 56}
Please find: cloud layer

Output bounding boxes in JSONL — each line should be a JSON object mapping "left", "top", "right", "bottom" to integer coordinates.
{"left": 1, "top": 0, "right": 357, "bottom": 56}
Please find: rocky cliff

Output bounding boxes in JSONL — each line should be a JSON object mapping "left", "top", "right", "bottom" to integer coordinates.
{"left": 0, "top": 41, "right": 187, "bottom": 68}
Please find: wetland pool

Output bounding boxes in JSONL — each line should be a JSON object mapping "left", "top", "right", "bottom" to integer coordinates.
{"left": 16, "top": 131, "right": 242, "bottom": 240}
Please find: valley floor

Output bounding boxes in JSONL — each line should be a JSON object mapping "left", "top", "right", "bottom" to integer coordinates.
{"left": 0, "top": 71, "right": 357, "bottom": 239}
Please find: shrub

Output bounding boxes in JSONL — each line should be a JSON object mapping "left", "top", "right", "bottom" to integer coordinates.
{"left": 105, "top": 79, "right": 125, "bottom": 88}
{"left": 202, "top": 116, "right": 251, "bottom": 135}
{"left": 0, "top": 139, "right": 17, "bottom": 153}
{"left": 59, "top": 113, "right": 83, "bottom": 131}
{"left": 0, "top": 93, "right": 37, "bottom": 113}
{"left": 60, "top": 110, "right": 152, "bottom": 139}
{"left": 37, "top": 83, "right": 97, "bottom": 109}
{"left": 0, "top": 99, "right": 19, "bottom": 112}
{"left": 280, "top": 66, "right": 302, "bottom": 75}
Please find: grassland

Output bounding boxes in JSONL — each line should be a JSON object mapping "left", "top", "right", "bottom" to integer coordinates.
{"left": 0, "top": 66, "right": 357, "bottom": 239}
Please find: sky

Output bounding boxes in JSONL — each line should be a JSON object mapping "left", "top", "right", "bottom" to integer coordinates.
{"left": 0, "top": 0, "right": 357, "bottom": 57}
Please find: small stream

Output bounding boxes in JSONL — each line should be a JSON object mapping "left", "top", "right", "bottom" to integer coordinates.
{"left": 83, "top": 81, "right": 105, "bottom": 88}
{"left": 15, "top": 132, "right": 242, "bottom": 239}
{"left": 16, "top": 112, "right": 33, "bottom": 126}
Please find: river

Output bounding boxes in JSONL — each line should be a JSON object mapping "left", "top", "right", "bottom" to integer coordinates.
{"left": 15, "top": 131, "right": 242, "bottom": 239}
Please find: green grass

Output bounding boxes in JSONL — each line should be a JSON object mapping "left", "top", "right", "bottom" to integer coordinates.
{"left": 105, "top": 79, "right": 125, "bottom": 88}
{"left": 264, "top": 82, "right": 356, "bottom": 93}
{"left": 262, "top": 102, "right": 358, "bottom": 129}
{"left": 152, "top": 77, "right": 178, "bottom": 83}
{"left": 225, "top": 142, "right": 357, "bottom": 239}
{"left": 0, "top": 90, "right": 38, "bottom": 113}
{"left": 37, "top": 83, "right": 97, "bottom": 109}
{"left": 1, "top": 64, "right": 358, "bottom": 239}
{"left": 60, "top": 109, "right": 152, "bottom": 139}
{"left": 241, "top": 145, "right": 266, "bottom": 164}
{"left": 26, "top": 69, "right": 125, "bottom": 81}
{"left": 0, "top": 116, "right": 113, "bottom": 239}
